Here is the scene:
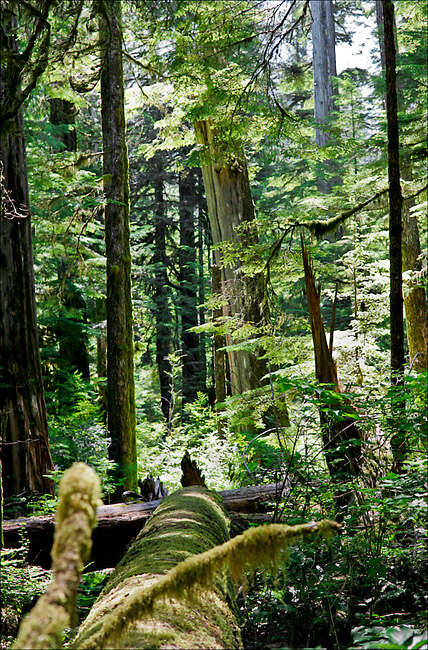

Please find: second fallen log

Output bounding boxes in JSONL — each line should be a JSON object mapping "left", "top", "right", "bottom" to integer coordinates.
{"left": 4, "top": 482, "right": 286, "bottom": 569}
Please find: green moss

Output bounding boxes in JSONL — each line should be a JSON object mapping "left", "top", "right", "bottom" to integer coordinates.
{"left": 13, "top": 464, "right": 101, "bottom": 650}
{"left": 73, "top": 486, "right": 339, "bottom": 649}
{"left": 103, "top": 487, "right": 230, "bottom": 594}
{"left": 73, "top": 487, "right": 240, "bottom": 649}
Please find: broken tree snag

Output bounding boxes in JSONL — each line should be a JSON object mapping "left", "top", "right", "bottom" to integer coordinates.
{"left": 301, "top": 242, "right": 363, "bottom": 510}
{"left": 72, "top": 486, "right": 242, "bottom": 649}
{"left": 3, "top": 482, "right": 286, "bottom": 569}
{"left": 13, "top": 463, "right": 101, "bottom": 650}
{"left": 180, "top": 450, "right": 206, "bottom": 487}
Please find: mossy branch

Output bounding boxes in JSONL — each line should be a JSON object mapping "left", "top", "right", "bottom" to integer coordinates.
{"left": 13, "top": 463, "right": 102, "bottom": 650}
{"left": 74, "top": 518, "right": 340, "bottom": 649}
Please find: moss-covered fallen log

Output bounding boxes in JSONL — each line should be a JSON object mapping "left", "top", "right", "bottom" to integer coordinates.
{"left": 71, "top": 487, "right": 339, "bottom": 650}
{"left": 4, "top": 482, "right": 285, "bottom": 569}
{"left": 73, "top": 486, "right": 242, "bottom": 649}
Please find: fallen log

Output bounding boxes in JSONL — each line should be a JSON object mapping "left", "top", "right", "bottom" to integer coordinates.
{"left": 4, "top": 482, "right": 286, "bottom": 569}
{"left": 71, "top": 486, "right": 339, "bottom": 650}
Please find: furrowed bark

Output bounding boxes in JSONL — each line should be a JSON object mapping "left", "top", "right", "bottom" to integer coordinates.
{"left": 311, "top": 0, "right": 339, "bottom": 192}
{"left": 99, "top": 0, "right": 137, "bottom": 490}
{"left": 382, "top": 0, "right": 406, "bottom": 471}
{"left": 194, "top": 119, "right": 269, "bottom": 396}
{"left": 0, "top": 17, "right": 54, "bottom": 499}
{"left": 179, "top": 166, "right": 205, "bottom": 406}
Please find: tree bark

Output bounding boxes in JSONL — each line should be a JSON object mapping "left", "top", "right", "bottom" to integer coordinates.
{"left": 311, "top": 0, "right": 339, "bottom": 194}
{"left": 178, "top": 166, "right": 205, "bottom": 406}
{"left": 197, "top": 168, "right": 208, "bottom": 393}
{"left": 382, "top": 0, "right": 406, "bottom": 471}
{"left": 99, "top": 0, "right": 137, "bottom": 491}
{"left": 194, "top": 120, "right": 270, "bottom": 396}
{"left": 375, "top": 1, "right": 427, "bottom": 372}
{"left": 152, "top": 162, "right": 172, "bottom": 420}
{"left": 0, "top": 17, "right": 54, "bottom": 499}
{"left": 212, "top": 264, "right": 227, "bottom": 405}
{"left": 401, "top": 191, "right": 427, "bottom": 371}
{"left": 311, "top": 0, "right": 339, "bottom": 193}
{"left": 4, "top": 482, "right": 287, "bottom": 569}
{"left": 95, "top": 300, "right": 107, "bottom": 421}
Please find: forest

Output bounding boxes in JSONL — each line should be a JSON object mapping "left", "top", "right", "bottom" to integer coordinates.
{"left": 0, "top": 0, "right": 427, "bottom": 648}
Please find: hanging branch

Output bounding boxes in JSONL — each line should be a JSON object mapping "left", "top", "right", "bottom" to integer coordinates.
{"left": 13, "top": 464, "right": 101, "bottom": 650}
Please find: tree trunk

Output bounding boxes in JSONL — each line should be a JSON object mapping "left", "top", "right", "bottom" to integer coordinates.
{"left": 375, "top": 0, "right": 387, "bottom": 71}
{"left": 376, "top": 0, "right": 427, "bottom": 372}
{"left": 197, "top": 168, "right": 208, "bottom": 393}
{"left": 0, "top": 18, "right": 54, "bottom": 499}
{"left": 95, "top": 300, "right": 107, "bottom": 421}
{"left": 72, "top": 486, "right": 242, "bottom": 649}
{"left": 402, "top": 191, "right": 427, "bottom": 371}
{"left": 49, "top": 98, "right": 77, "bottom": 152}
{"left": 152, "top": 163, "right": 172, "bottom": 421}
{"left": 212, "top": 264, "right": 227, "bottom": 405}
{"left": 194, "top": 120, "right": 269, "bottom": 396}
{"left": 311, "top": 0, "right": 339, "bottom": 193}
{"left": 4, "top": 482, "right": 287, "bottom": 569}
{"left": 178, "top": 166, "right": 204, "bottom": 406}
{"left": 382, "top": 0, "right": 406, "bottom": 471}
{"left": 99, "top": 0, "right": 137, "bottom": 491}
{"left": 49, "top": 97, "right": 90, "bottom": 378}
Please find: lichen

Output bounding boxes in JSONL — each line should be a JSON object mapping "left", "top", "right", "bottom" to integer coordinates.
{"left": 73, "top": 486, "right": 339, "bottom": 650}
{"left": 13, "top": 463, "right": 101, "bottom": 650}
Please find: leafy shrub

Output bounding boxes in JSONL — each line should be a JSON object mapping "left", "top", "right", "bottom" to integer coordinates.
{"left": 0, "top": 544, "right": 51, "bottom": 647}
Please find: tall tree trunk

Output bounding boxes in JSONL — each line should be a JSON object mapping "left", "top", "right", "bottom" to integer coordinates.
{"left": 376, "top": 0, "right": 427, "bottom": 372}
{"left": 0, "top": 18, "right": 54, "bottom": 499}
{"left": 50, "top": 97, "right": 90, "bottom": 378}
{"left": 49, "top": 98, "right": 77, "bottom": 152}
{"left": 179, "top": 166, "right": 204, "bottom": 406}
{"left": 211, "top": 263, "right": 227, "bottom": 405}
{"left": 95, "top": 300, "right": 107, "bottom": 422}
{"left": 401, "top": 180, "right": 427, "bottom": 371}
{"left": 197, "top": 168, "right": 208, "bottom": 393}
{"left": 382, "top": 0, "right": 406, "bottom": 471}
{"left": 99, "top": 0, "right": 137, "bottom": 491}
{"left": 194, "top": 120, "right": 269, "bottom": 396}
{"left": 152, "top": 164, "right": 172, "bottom": 421}
{"left": 311, "top": 0, "right": 339, "bottom": 193}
